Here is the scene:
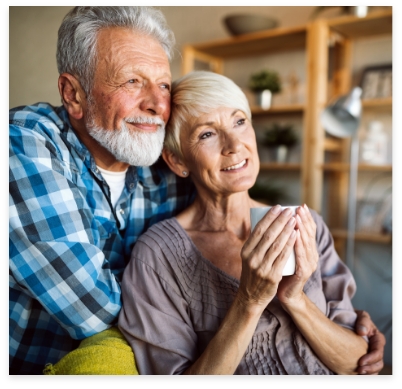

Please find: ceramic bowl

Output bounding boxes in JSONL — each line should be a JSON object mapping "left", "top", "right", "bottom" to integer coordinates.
{"left": 223, "top": 14, "right": 278, "bottom": 36}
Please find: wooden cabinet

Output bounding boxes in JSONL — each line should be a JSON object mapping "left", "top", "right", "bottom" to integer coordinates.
{"left": 181, "top": 9, "right": 392, "bottom": 259}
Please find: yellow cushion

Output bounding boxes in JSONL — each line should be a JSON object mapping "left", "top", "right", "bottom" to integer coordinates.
{"left": 43, "top": 326, "right": 139, "bottom": 375}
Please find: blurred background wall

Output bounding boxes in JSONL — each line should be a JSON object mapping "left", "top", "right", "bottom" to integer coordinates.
{"left": 9, "top": 6, "right": 393, "bottom": 370}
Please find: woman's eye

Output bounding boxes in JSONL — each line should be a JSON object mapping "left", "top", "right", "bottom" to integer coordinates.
{"left": 236, "top": 118, "right": 246, "bottom": 126}
{"left": 200, "top": 131, "right": 212, "bottom": 140}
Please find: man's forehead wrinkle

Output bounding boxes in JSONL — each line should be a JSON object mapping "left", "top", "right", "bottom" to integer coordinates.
{"left": 102, "top": 62, "right": 171, "bottom": 85}
{"left": 97, "top": 48, "right": 171, "bottom": 84}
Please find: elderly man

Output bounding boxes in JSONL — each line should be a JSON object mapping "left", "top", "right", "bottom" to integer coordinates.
{"left": 9, "top": 6, "right": 384, "bottom": 375}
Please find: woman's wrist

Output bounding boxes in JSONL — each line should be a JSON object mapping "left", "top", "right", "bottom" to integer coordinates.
{"left": 279, "top": 292, "right": 307, "bottom": 315}
{"left": 233, "top": 290, "right": 270, "bottom": 319}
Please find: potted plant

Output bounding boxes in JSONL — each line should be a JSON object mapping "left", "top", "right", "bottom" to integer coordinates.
{"left": 248, "top": 69, "right": 281, "bottom": 110}
{"left": 262, "top": 123, "right": 299, "bottom": 162}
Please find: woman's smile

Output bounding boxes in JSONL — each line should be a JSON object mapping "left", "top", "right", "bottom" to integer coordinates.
{"left": 221, "top": 159, "right": 247, "bottom": 172}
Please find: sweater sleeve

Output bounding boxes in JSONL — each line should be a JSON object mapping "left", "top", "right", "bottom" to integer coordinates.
{"left": 118, "top": 235, "right": 198, "bottom": 375}
{"left": 312, "top": 211, "right": 358, "bottom": 331}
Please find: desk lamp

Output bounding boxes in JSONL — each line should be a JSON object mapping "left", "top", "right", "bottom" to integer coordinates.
{"left": 321, "top": 87, "right": 362, "bottom": 270}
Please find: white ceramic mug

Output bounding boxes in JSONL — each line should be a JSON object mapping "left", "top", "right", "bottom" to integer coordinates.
{"left": 250, "top": 206, "right": 298, "bottom": 276}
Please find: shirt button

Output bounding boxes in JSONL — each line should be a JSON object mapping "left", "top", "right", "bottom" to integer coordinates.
{"left": 119, "top": 209, "right": 125, "bottom": 215}
{"left": 129, "top": 183, "right": 134, "bottom": 189}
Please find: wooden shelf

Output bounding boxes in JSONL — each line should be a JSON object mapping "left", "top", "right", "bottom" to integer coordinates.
{"left": 330, "top": 229, "right": 392, "bottom": 243}
{"left": 327, "top": 9, "right": 392, "bottom": 39}
{"left": 260, "top": 162, "right": 301, "bottom": 171}
{"left": 183, "top": 25, "right": 307, "bottom": 59}
{"left": 251, "top": 104, "right": 305, "bottom": 115}
{"left": 362, "top": 97, "right": 392, "bottom": 109}
{"left": 324, "top": 137, "right": 343, "bottom": 152}
{"left": 322, "top": 163, "right": 392, "bottom": 172}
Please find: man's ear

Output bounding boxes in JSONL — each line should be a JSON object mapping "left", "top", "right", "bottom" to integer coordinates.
{"left": 58, "top": 73, "right": 87, "bottom": 120}
{"left": 162, "top": 148, "right": 190, "bottom": 178}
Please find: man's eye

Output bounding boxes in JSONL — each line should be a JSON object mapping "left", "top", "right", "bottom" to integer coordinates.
{"left": 128, "top": 79, "right": 138, "bottom": 84}
{"left": 200, "top": 132, "right": 212, "bottom": 140}
{"left": 161, "top": 83, "right": 171, "bottom": 91}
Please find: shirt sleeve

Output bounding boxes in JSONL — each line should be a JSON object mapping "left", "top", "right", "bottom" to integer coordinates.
{"left": 9, "top": 123, "right": 122, "bottom": 340}
{"left": 118, "top": 238, "right": 198, "bottom": 375}
{"left": 312, "top": 211, "right": 359, "bottom": 331}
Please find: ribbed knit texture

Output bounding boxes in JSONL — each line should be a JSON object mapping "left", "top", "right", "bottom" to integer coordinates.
{"left": 43, "top": 327, "right": 138, "bottom": 375}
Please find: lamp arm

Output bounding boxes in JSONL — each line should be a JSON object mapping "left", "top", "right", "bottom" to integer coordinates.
{"left": 346, "top": 134, "right": 359, "bottom": 270}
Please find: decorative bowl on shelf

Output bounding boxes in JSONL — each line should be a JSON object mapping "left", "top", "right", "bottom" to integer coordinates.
{"left": 223, "top": 14, "right": 278, "bottom": 36}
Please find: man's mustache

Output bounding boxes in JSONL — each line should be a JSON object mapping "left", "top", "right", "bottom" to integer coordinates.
{"left": 125, "top": 116, "right": 165, "bottom": 127}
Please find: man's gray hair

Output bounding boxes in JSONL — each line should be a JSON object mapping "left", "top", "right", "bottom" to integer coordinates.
{"left": 57, "top": 6, "right": 175, "bottom": 94}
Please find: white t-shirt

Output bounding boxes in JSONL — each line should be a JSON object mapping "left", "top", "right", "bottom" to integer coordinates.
{"left": 97, "top": 166, "right": 128, "bottom": 208}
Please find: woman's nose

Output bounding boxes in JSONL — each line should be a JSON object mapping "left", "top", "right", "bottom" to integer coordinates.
{"left": 222, "top": 133, "right": 242, "bottom": 155}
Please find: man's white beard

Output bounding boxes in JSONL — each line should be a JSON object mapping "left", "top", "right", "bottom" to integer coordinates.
{"left": 87, "top": 113, "right": 166, "bottom": 167}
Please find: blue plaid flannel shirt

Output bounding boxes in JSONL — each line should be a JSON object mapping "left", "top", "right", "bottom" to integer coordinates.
{"left": 9, "top": 103, "right": 195, "bottom": 374}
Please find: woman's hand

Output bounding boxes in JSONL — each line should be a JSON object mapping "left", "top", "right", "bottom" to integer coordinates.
{"left": 277, "top": 204, "right": 319, "bottom": 307}
{"left": 238, "top": 205, "right": 297, "bottom": 314}
{"left": 183, "top": 204, "right": 297, "bottom": 375}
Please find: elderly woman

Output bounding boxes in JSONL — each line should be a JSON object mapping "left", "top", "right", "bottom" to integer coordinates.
{"left": 118, "top": 71, "right": 369, "bottom": 375}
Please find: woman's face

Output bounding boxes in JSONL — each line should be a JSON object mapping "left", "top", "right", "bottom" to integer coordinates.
{"left": 180, "top": 106, "right": 260, "bottom": 197}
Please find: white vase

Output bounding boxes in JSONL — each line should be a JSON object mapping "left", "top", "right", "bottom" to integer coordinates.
{"left": 353, "top": 6, "right": 368, "bottom": 18}
{"left": 256, "top": 90, "right": 272, "bottom": 110}
{"left": 276, "top": 145, "right": 288, "bottom": 163}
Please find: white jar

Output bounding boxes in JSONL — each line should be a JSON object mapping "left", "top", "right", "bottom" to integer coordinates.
{"left": 360, "top": 121, "right": 388, "bottom": 165}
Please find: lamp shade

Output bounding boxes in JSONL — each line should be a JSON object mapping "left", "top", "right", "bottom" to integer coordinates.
{"left": 321, "top": 87, "right": 362, "bottom": 138}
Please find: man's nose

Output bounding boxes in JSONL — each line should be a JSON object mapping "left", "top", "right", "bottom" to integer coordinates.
{"left": 139, "top": 83, "right": 170, "bottom": 117}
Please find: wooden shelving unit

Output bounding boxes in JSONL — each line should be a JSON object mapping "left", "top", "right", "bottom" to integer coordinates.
{"left": 362, "top": 97, "right": 392, "bottom": 108}
{"left": 181, "top": 25, "right": 308, "bottom": 74}
{"left": 322, "top": 163, "right": 392, "bottom": 172}
{"left": 327, "top": 9, "right": 392, "bottom": 38}
{"left": 181, "top": 8, "right": 392, "bottom": 257}
{"left": 260, "top": 162, "right": 301, "bottom": 171}
{"left": 330, "top": 229, "right": 392, "bottom": 244}
{"left": 321, "top": 10, "right": 392, "bottom": 255}
{"left": 251, "top": 104, "right": 305, "bottom": 116}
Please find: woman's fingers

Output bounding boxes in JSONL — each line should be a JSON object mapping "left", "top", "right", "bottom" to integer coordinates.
{"left": 251, "top": 208, "right": 294, "bottom": 264}
{"left": 296, "top": 204, "right": 316, "bottom": 241}
{"left": 243, "top": 205, "right": 282, "bottom": 257}
{"left": 243, "top": 205, "right": 291, "bottom": 258}
{"left": 294, "top": 205, "right": 319, "bottom": 273}
{"left": 266, "top": 228, "right": 297, "bottom": 274}
{"left": 295, "top": 213, "right": 309, "bottom": 252}
{"left": 242, "top": 205, "right": 296, "bottom": 278}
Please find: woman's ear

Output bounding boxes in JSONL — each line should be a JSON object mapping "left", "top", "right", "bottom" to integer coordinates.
{"left": 58, "top": 73, "right": 86, "bottom": 120}
{"left": 162, "top": 148, "right": 190, "bottom": 178}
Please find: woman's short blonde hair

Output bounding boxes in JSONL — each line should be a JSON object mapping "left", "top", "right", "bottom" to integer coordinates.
{"left": 165, "top": 71, "right": 252, "bottom": 159}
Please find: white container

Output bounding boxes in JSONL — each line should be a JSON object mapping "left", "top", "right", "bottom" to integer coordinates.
{"left": 256, "top": 89, "right": 272, "bottom": 110}
{"left": 250, "top": 206, "right": 297, "bottom": 276}
{"left": 360, "top": 121, "right": 388, "bottom": 165}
